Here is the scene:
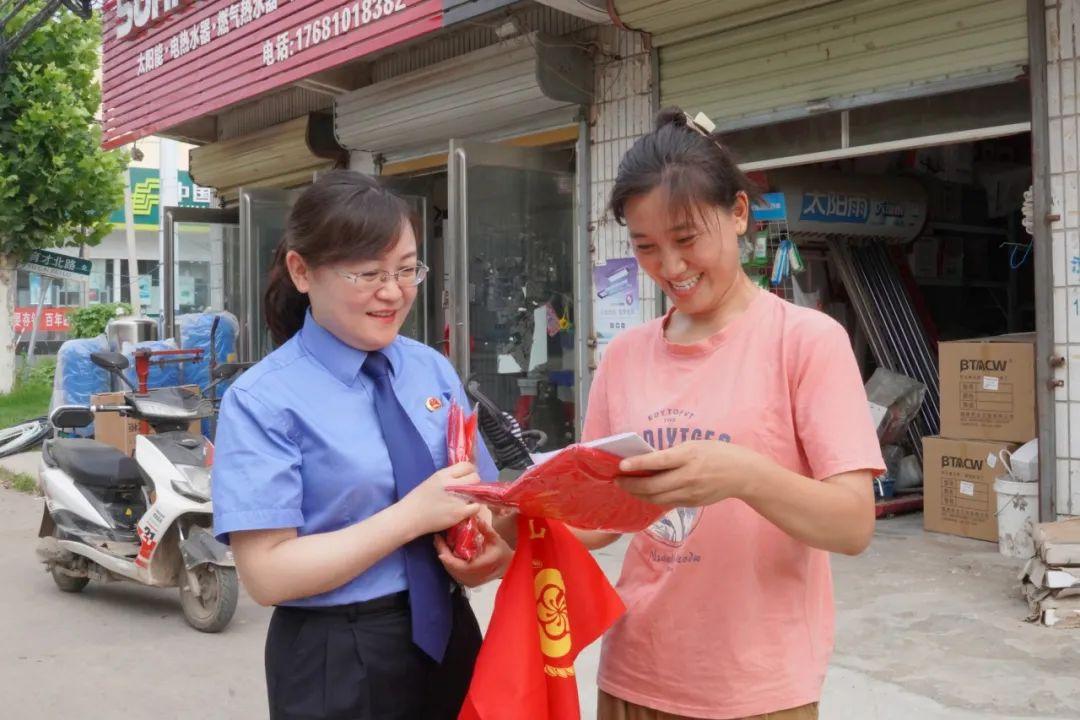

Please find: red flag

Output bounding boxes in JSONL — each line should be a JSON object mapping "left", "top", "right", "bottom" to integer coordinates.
{"left": 451, "top": 445, "right": 664, "bottom": 533}
{"left": 460, "top": 515, "right": 625, "bottom": 720}
{"left": 446, "top": 401, "right": 483, "bottom": 560}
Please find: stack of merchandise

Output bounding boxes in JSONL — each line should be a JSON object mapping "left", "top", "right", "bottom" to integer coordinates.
{"left": 1020, "top": 518, "right": 1080, "bottom": 628}
{"left": 866, "top": 367, "right": 926, "bottom": 502}
{"left": 923, "top": 334, "right": 1037, "bottom": 546}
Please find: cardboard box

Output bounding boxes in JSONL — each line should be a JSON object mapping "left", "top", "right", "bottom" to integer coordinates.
{"left": 1033, "top": 518, "right": 1080, "bottom": 566}
{"left": 939, "top": 334, "right": 1037, "bottom": 443}
{"left": 91, "top": 387, "right": 201, "bottom": 456}
{"left": 923, "top": 436, "right": 1018, "bottom": 542}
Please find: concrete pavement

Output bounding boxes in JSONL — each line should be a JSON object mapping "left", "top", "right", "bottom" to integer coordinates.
{"left": 1, "top": 486, "right": 271, "bottom": 718}
{"left": 826, "top": 517, "right": 1079, "bottom": 720}
{"left": 1, "top": 485, "right": 1077, "bottom": 719}
{"left": 0, "top": 450, "right": 42, "bottom": 477}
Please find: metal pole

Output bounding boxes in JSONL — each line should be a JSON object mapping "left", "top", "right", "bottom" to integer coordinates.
{"left": 875, "top": 246, "right": 937, "bottom": 449}
{"left": 574, "top": 114, "right": 592, "bottom": 439}
{"left": 650, "top": 45, "right": 666, "bottom": 323}
{"left": 163, "top": 209, "right": 176, "bottom": 341}
{"left": 1029, "top": 0, "right": 1058, "bottom": 521}
{"left": 25, "top": 275, "right": 53, "bottom": 373}
{"left": 124, "top": 166, "right": 142, "bottom": 316}
{"left": 828, "top": 241, "right": 890, "bottom": 370}
{"left": 858, "top": 246, "right": 934, "bottom": 393}
{"left": 849, "top": 245, "right": 909, "bottom": 376}
{"left": 863, "top": 245, "right": 941, "bottom": 416}
{"left": 159, "top": 139, "right": 179, "bottom": 325}
{"left": 447, "top": 143, "right": 470, "bottom": 378}
{"left": 829, "top": 242, "right": 899, "bottom": 389}
{"left": 830, "top": 240, "right": 932, "bottom": 460}
{"left": 857, "top": 245, "right": 938, "bottom": 440}
{"left": 875, "top": 246, "right": 939, "bottom": 393}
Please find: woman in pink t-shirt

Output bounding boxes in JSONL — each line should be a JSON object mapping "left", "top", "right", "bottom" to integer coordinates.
{"left": 580, "top": 109, "right": 885, "bottom": 720}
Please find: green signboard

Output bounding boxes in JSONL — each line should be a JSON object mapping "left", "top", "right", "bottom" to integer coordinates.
{"left": 109, "top": 168, "right": 214, "bottom": 230}
{"left": 19, "top": 248, "right": 93, "bottom": 283}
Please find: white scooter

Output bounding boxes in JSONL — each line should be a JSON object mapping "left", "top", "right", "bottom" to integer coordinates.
{"left": 35, "top": 351, "right": 246, "bottom": 633}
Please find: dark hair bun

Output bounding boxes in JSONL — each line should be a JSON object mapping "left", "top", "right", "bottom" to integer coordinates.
{"left": 610, "top": 105, "right": 761, "bottom": 225}
{"left": 655, "top": 107, "right": 690, "bottom": 132}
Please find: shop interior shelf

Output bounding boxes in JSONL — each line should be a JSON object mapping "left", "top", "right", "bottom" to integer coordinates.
{"left": 925, "top": 222, "right": 1010, "bottom": 237}
{"left": 913, "top": 277, "right": 1010, "bottom": 289}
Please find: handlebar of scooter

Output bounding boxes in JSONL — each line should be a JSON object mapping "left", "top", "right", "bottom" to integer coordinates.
{"left": 90, "top": 404, "right": 130, "bottom": 414}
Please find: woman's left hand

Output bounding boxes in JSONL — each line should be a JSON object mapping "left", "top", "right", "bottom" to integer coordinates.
{"left": 615, "top": 440, "right": 764, "bottom": 507}
{"left": 434, "top": 509, "right": 513, "bottom": 587}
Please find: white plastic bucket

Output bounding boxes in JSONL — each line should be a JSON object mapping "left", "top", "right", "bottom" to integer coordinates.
{"left": 999, "top": 438, "right": 1039, "bottom": 483}
{"left": 993, "top": 476, "right": 1039, "bottom": 559}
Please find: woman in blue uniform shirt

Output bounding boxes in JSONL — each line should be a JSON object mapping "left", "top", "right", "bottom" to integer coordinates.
{"left": 211, "top": 170, "right": 511, "bottom": 720}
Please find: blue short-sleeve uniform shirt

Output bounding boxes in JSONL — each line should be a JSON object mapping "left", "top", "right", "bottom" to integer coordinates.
{"left": 211, "top": 311, "right": 498, "bottom": 607}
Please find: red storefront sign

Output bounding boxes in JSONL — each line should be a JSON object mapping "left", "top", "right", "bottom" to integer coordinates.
{"left": 13, "top": 308, "right": 72, "bottom": 333}
{"left": 101, "top": 0, "right": 442, "bottom": 149}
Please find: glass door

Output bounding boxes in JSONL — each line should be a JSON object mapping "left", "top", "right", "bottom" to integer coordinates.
{"left": 163, "top": 207, "right": 240, "bottom": 341}
{"left": 240, "top": 188, "right": 300, "bottom": 360}
{"left": 164, "top": 189, "right": 297, "bottom": 363}
{"left": 397, "top": 194, "right": 435, "bottom": 346}
{"left": 448, "top": 140, "right": 576, "bottom": 448}
{"left": 380, "top": 174, "right": 445, "bottom": 350}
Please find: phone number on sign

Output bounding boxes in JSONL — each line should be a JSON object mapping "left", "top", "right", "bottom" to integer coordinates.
{"left": 262, "top": 0, "right": 407, "bottom": 66}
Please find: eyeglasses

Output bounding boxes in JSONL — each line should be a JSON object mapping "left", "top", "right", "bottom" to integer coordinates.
{"left": 335, "top": 262, "right": 429, "bottom": 288}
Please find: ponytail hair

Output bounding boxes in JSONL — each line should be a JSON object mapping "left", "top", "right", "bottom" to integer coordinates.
{"left": 263, "top": 170, "right": 412, "bottom": 346}
{"left": 610, "top": 107, "right": 762, "bottom": 227}
{"left": 264, "top": 242, "right": 313, "bottom": 348}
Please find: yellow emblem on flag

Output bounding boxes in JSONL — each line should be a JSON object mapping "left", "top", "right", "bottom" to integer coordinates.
{"left": 534, "top": 568, "right": 572, "bottom": 661}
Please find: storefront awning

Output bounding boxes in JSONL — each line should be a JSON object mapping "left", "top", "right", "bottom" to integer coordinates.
{"left": 188, "top": 113, "right": 345, "bottom": 203}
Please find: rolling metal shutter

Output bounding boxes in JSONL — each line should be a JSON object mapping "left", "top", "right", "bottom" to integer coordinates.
{"left": 334, "top": 35, "right": 591, "bottom": 163}
{"left": 614, "top": 0, "right": 1028, "bottom": 131}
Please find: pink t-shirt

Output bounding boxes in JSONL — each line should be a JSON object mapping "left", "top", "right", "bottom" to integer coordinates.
{"left": 583, "top": 290, "right": 884, "bottom": 719}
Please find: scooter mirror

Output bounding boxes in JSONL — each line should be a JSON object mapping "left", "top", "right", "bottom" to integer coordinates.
{"left": 49, "top": 405, "right": 94, "bottom": 430}
{"left": 90, "top": 351, "right": 129, "bottom": 372}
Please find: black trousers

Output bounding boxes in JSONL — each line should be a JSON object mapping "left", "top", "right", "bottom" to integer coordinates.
{"left": 265, "top": 591, "right": 482, "bottom": 720}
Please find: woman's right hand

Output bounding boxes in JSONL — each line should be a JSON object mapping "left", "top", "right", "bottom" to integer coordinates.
{"left": 398, "top": 462, "right": 482, "bottom": 537}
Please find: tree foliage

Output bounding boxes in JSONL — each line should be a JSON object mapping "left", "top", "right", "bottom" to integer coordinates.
{"left": 68, "top": 301, "right": 131, "bottom": 338}
{"left": 0, "top": 9, "right": 127, "bottom": 259}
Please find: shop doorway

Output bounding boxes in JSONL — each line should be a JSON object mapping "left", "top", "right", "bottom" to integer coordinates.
{"left": 775, "top": 133, "right": 1034, "bottom": 353}
{"left": 388, "top": 140, "right": 578, "bottom": 449}
{"left": 761, "top": 132, "right": 1035, "bottom": 513}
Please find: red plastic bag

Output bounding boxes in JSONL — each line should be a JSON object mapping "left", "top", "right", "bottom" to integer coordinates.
{"left": 446, "top": 401, "right": 485, "bottom": 561}
{"left": 449, "top": 444, "right": 665, "bottom": 533}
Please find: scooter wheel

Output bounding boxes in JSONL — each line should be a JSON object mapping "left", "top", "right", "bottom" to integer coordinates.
{"left": 48, "top": 526, "right": 89, "bottom": 593}
{"left": 180, "top": 564, "right": 239, "bottom": 633}
{"left": 51, "top": 564, "right": 89, "bottom": 593}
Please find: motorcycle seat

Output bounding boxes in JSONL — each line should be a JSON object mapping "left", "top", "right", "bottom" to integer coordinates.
{"left": 45, "top": 439, "right": 143, "bottom": 489}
